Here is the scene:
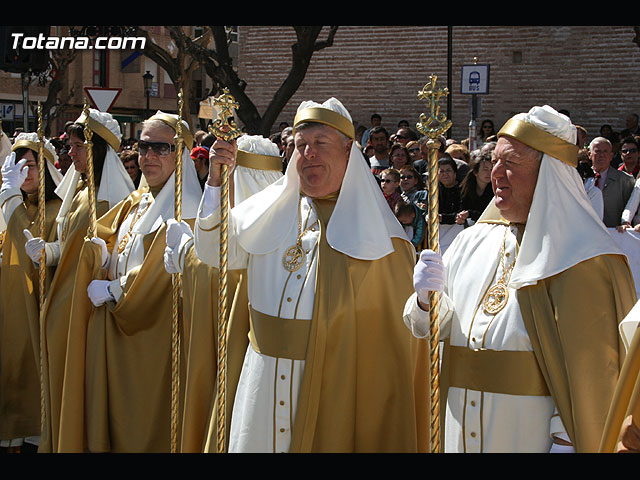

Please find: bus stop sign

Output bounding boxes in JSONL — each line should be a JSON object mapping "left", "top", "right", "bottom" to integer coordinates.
{"left": 461, "top": 64, "right": 490, "bottom": 95}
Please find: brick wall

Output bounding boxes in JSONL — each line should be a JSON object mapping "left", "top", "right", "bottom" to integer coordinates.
{"left": 238, "top": 25, "right": 640, "bottom": 144}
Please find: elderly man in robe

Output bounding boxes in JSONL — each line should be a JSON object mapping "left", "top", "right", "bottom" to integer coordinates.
{"left": 193, "top": 98, "right": 429, "bottom": 453}
{"left": 406, "top": 105, "right": 637, "bottom": 453}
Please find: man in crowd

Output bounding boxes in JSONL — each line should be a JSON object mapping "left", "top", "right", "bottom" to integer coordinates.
{"left": 367, "top": 125, "right": 391, "bottom": 175}
{"left": 618, "top": 136, "right": 640, "bottom": 178}
{"left": 585, "top": 136, "right": 635, "bottom": 227}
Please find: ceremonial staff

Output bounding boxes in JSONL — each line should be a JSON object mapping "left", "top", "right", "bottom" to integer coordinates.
{"left": 36, "top": 102, "right": 47, "bottom": 432}
{"left": 82, "top": 100, "right": 98, "bottom": 238}
{"left": 170, "top": 89, "right": 186, "bottom": 453}
{"left": 208, "top": 88, "right": 242, "bottom": 453}
{"left": 416, "top": 74, "right": 452, "bottom": 454}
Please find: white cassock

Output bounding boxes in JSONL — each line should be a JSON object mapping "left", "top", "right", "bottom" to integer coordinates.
{"left": 196, "top": 186, "right": 319, "bottom": 453}
{"left": 194, "top": 123, "right": 407, "bottom": 452}
{"left": 404, "top": 222, "right": 562, "bottom": 452}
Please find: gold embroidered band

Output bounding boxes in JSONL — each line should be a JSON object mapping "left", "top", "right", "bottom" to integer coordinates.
{"left": 236, "top": 149, "right": 283, "bottom": 171}
{"left": 248, "top": 306, "right": 310, "bottom": 360}
{"left": 498, "top": 118, "right": 578, "bottom": 167}
{"left": 293, "top": 106, "right": 355, "bottom": 140}
{"left": 148, "top": 112, "right": 194, "bottom": 149}
{"left": 448, "top": 345, "right": 550, "bottom": 396}
{"left": 75, "top": 112, "right": 121, "bottom": 152}
{"left": 12, "top": 140, "right": 55, "bottom": 165}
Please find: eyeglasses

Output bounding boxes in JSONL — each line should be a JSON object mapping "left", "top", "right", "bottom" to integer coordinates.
{"left": 622, "top": 148, "right": 638, "bottom": 154}
{"left": 400, "top": 175, "right": 415, "bottom": 180}
{"left": 138, "top": 140, "right": 176, "bottom": 156}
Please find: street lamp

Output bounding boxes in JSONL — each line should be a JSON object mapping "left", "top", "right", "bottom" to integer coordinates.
{"left": 142, "top": 70, "right": 153, "bottom": 119}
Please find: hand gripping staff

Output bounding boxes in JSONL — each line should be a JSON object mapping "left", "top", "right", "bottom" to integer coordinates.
{"left": 416, "top": 74, "right": 453, "bottom": 453}
{"left": 208, "top": 88, "right": 243, "bottom": 453}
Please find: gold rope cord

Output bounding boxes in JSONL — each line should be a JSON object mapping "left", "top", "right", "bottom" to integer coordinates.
{"left": 209, "top": 88, "right": 242, "bottom": 453}
{"left": 37, "top": 102, "right": 46, "bottom": 432}
{"left": 170, "top": 90, "right": 185, "bottom": 453}
{"left": 416, "top": 74, "right": 452, "bottom": 454}
{"left": 82, "top": 101, "right": 97, "bottom": 238}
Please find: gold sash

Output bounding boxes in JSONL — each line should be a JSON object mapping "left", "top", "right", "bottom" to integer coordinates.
{"left": 248, "top": 306, "right": 311, "bottom": 360}
{"left": 448, "top": 345, "right": 549, "bottom": 396}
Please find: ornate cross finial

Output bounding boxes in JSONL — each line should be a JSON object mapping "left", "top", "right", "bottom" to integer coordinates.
{"left": 209, "top": 87, "right": 243, "bottom": 141}
{"left": 416, "top": 74, "right": 452, "bottom": 139}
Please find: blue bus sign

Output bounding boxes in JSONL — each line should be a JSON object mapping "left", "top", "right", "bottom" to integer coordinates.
{"left": 461, "top": 64, "right": 490, "bottom": 94}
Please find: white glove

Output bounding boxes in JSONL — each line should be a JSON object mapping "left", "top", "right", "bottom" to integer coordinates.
{"left": 164, "top": 219, "right": 194, "bottom": 275}
{"left": 90, "top": 237, "right": 110, "bottom": 269}
{"left": 413, "top": 249, "right": 445, "bottom": 306}
{"left": 87, "top": 279, "right": 114, "bottom": 307}
{"left": 24, "top": 229, "right": 45, "bottom": 265}
{"left": 1, "top": 153, "right": 28, "bottom": 191}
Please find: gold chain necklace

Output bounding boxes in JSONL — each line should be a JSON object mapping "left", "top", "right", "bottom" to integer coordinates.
{"left": 282, "top": 194, "right": 318, "bottom": 272}
{"left": 482, "top": 226, "right": 518, "bottom": 315}
{"left": 117, "top": 199, "right": 152, "bottom": 254}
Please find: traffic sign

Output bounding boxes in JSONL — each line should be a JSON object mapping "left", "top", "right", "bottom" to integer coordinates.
{"left": 84, "top": 87, "right": 122, "bottom": 112}
{"left": 461, "top": 64, "right": 490, "bottom": 95}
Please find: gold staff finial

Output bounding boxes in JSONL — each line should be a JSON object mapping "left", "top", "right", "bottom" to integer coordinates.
{"left": 209, "top": 87, "right": 241, "bottom": 454}
{"left": 209, "top": 87, "right": 243, "bottom": 142}
{"left": 416, "top": 74, "right": 453, "bottom": 140}
{"left": 416, "top": 73, "right": 452, "bottom": 455}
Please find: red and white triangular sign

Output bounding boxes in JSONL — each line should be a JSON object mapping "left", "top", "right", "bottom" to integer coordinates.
{"left": 84, "top": 87, "right": 122, "bottom": 112}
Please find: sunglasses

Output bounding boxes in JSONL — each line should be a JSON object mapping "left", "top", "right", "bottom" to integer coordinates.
{"left": 400, "top": 175, "right": 415, "bottom": 180}
{"left": 138, "top": 140, "right": 176, "bottom": 156}
{"left": 381, "top": 178, "right": 398, "bottom": 183}
{"left": 622, "top": 148, "right": 638, "bottom": 154}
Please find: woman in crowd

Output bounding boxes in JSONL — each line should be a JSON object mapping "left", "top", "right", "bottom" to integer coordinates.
{"left": 399, "top": 165, "right": 428, "bottom": 209}
{"left": 457, "top": 152, "right": 494, "bottom": 226}
{"left": 389, "top": 143, "right": 412, "bottom": 170}
{"left": 478, "top": 119, "right": 497, "bottom": 145}
{"left": 437, "top": 156, "right": 461, "bottom": 225}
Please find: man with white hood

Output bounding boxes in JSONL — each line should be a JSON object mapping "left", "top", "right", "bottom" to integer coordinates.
{"left": 194, "top": 98, "right": 429, "bottom": 453}
{"left": 53, "top": 111, "right": 201, "bottom": 452}
{"left": 407, "top": 105, "right": 637, "bottom": 453}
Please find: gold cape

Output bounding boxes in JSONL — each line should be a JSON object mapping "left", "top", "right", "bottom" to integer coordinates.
{"left": 600, "top": 323, "right": 640, "bottom": 452}
{"left": 517, "top": 254, "right": 637, "bottom": 453}
{"left": 57, "top": 187, "right": 189, "bottom": 452}
{"left": 206, "top": 197, "right": 430, "bottom": 453}
{"left": 38, "top": 184, "right": 109, "bottom": 452}
{"left": 0, "top": 195, "right": 60, "bottom": 440}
